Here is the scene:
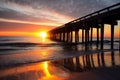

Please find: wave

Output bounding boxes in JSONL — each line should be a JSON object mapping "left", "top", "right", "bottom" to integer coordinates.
{"left": 0, "top": 40, "right": 119, "bottom": 48}
{"left": 0, "top": 42, "right": 64, "bottom": 47}
{"left": 0, "top": 39, "right": 12, "bottom": 42}
{"left": 0, "top": 49, "right": 119, "bottom": 69}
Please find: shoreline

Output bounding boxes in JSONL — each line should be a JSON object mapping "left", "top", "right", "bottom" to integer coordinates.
{"left": 0, "top": 49, "right": 119, "bottom": 69}
{"left": 0, "top": 49, "right": 120, "bottom": 69}
{"left": 0, "top": 60, "right": 120, "bottom": 80}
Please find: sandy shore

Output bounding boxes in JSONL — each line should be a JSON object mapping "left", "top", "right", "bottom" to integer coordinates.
{"left": 67, "top": 66, "right": 120, "bottom": 80}
{"left": 0, "top": 61, "right": 120, "bottom": 80}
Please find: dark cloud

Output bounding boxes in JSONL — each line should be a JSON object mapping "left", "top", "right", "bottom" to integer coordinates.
{"left": 3, "top": 0, "right": 119, "bottom": 17}
{"left": 1, "top": 0, "right": 120, "bottom": 18}
{"left": 0, "top": 8, "right": 58, "bottom": 23}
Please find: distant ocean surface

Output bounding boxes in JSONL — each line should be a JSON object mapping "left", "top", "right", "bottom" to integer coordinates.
{"left": 0, "top": 36, "right": 119, "bottom": 67}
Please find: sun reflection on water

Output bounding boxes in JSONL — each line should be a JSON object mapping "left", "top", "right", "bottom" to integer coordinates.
{"left": 43, "top": 62, "right": 51, "bottom": 77}
{"left": 0, "top": 60, "right": 69, "bottom": 80}
{"left": 40, "top": 61, "right": 68, "bottom": 80}
{"left": 41, "top": 37, "right": 46, "bottom": 43}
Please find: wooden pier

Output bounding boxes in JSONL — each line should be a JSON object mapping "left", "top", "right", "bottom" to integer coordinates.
{"left": 49, "top": 3, "right": 120, "bottom": 50}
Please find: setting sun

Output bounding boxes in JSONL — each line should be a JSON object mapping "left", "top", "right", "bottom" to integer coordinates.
{"left": 39, "top": 32, "right": 47, "bottom": 38}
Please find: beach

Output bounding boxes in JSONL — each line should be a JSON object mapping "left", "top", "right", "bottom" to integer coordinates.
{"left": 0, "top": 36, "right": 120, "bottom": 80}
{"left": 0, "top": 57, "right": 120, "bottom": 80}
{"left": 0, "top": 0, "right": 120, "bottom": 80}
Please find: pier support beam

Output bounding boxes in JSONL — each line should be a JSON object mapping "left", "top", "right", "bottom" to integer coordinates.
{"left": 85, "top": 29, "right": 87, "bottom": 47}
{"left": 67, "top": 32, "right": 70, "bottom": 42}
{"left": 101, "top": 52, "right": 105, "bottom": 66}
{"left": 60, "top": 33, "right": 62, "bottom": 41}
{"left": 58, "top": 33, "right": 60, "bottom": 40}
{"left": 82, "top": 29, "right": 84, "bottom": 43}
{"left": 56, "top": 33, "right": 58, "bottom": 40}
{"left": 66, "top": 32, "right": 69, "bottom": 42}
{"left": 55, "top": 33, "right": 57, "bottom": 40}
{"left": 65, "top": 33, "right": 67, "bottom": 42}
{"left": 63, "top": 32, "right": 65, "bottom": 42}
{"left": 97, "top": 27, "right": 99, "bottom": 48}
{"left": 111, "top": 51, "right": 115, "bottom": 66}
{"left": 70, "top": 31, "right": 73, "bottom": 43}
{"left": 111, "top": 24, "right": 114, "bottom": 49}
{"left": 100, "top": 24, "right": 105, "bottom": 66}
{"left": 57, "top": 33, "right": 59, "bottom": 41}
{"left": 61, "top": 33, "right": 62, "bottom": 41}
{"left": 110, "top": 21, "right": 117, "bottom": 49}
{"left": 101, "top": 24, "right": 104, "bottom": 49}
{"left": 91, "top": 28, "right": 93, "bottom": 42}
{"left": 88, "top": 30, "right": 89, "bottom": 43}
{"left": 85, "top": 29, "right": 89, "bottom": 48}
{"left": 75, "top": 30, "right": 79, "bottom": 43}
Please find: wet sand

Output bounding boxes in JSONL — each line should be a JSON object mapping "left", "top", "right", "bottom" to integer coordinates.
{"left": 67, "top": 66, "right": 120, "bottom": 80}
{"left": 0, "top": 49, "right": 120, "bottom": 80}
{"left": 0, "top": 60, "right": 120, "bottom": 80}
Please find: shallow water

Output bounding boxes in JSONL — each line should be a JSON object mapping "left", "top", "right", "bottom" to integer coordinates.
{"left": 0, "top": 36, "right": 120, "bottom": 80}
{"left": 0, "top": 36, "right": 120, "bottom": 67}
{"left": 0, "top": 50, "right": 120, "bottom": 80}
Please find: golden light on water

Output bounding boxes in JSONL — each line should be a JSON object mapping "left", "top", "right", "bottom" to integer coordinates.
{"left": 41, "top": 62, "right": 66, "bottom": 80}
{"left": 43, "top": 62, "right": 51, "bottom": 77}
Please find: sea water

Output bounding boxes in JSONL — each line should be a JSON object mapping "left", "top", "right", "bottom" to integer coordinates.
{"left": 0, "top": 36, "right": 119, "bottom": 67}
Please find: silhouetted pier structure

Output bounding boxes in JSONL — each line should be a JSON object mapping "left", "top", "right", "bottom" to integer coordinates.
{"left": 49, "top": 3, "right": 120, "bottom": 50}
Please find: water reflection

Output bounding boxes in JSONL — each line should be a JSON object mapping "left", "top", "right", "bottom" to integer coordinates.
{"left": 0, "top": 61, "right": 69, "bottom": 80}
{"left": 0, "top": 51, "right": 120, "bottom": 80}
{"left": 43, "top": 62, "right": 50, "bottom": 77}
{"left": 41, "top": 37, "right": 46, "bottom": 43}
{"left": 53, "top": 51, "right": 120, "bottom": 72}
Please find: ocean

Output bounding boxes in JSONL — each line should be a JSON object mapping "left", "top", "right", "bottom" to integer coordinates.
{"left": 0, "top": 36, "right": 120, "bottom": 80}
{"left": 0, "top": 36, "right": 120, "bottom": 66}
{"left": 0, "top": 36, "right": 119, "bottom": 67}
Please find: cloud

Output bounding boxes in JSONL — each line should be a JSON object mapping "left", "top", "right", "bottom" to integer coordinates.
{"left": 0, "top": 0, "right": 119, "bottom": 22}
{"left": 0, "top": 0, "right": 74, "bottom": 26}
{"left": 0, "top": 0, "right": 119, "bottom": 32}
{"left": 0, "top": 21, "right": 55, "bottom": 32}
{"left": 0, "top": 18, "right": 63, "bottom": 27}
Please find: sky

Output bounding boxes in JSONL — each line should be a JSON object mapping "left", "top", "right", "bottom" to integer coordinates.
{"left": 0, "top": 0, "right": 120, "bottom": 37}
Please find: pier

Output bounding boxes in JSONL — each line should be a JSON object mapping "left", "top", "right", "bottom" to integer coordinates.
{"left": 49, "top": 3, "right": 120, "bottom": 50}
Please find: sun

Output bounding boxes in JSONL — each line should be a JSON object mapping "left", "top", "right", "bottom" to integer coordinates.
{"left": 39, "top": 32, "right": 47, "bottom": 38}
